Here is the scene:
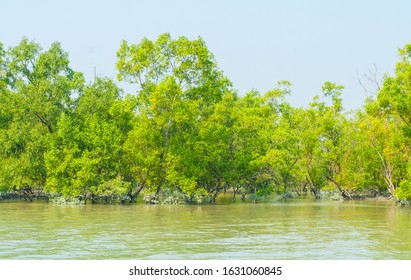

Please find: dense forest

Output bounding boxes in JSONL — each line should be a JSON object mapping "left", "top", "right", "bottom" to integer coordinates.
{"left": 0, "top": 34, "right": 410, "bottom": 204}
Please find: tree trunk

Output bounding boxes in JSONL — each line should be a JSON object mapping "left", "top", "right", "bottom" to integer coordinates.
{"left": 231, "top": 187, "right": 237, "bottom": 202}
{"left": 327, "top": 176, "right": 352, "bottom": 200}
{"left": 372, "top": 145, "right": 396, "bottom": 198}
{"left": 383, "top": 162, "right": 395, "bottom": 197}
{"left": 310, "top": 187, "right": 321, "bottom": 199}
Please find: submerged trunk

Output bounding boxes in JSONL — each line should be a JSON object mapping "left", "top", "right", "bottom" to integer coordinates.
{"left": 19, "top": 185, "right": 34, "bottom": 202}
{"left": 231, "top": 189, "right": 236, "bottom": 202}
{"left": 327, "top": 176, "right": 352, "bottom": 200}
{"left": 306, "top": 174, "right": 321, "bottom": 199}
{"left": 310, "top": 187, "right": 321, "bottom": 199}
{"left": 211, "top": 191, "right": 220, "bottom": 203}
{"left": 128, "top": 183, "right": 146, "bottom": 203}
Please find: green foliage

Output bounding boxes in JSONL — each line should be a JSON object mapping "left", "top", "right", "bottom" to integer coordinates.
{"left": 378, "top": 44, "right": 411, "bottom": 135}
{"left": 256, "top": 83, "right": 303, "bottom": 196}
{"left": 395, "top": 159, "right": 411, "bottom": 201}
{"left": 118, "top": 33, "right": 232, "bottom": 199}
{"left": 0, "top": 38, "right": 83, "bottom": 195}
{"left": 396, "top": 180, "right": 411, "bottom": 201}
{"left": 45, "top": 78, "right": 135, "bottom": 201}
{"left": 0, "top": 37, "right": 410, "bottom": 204}
{"left": 117, "top": 33, "right": 231, "bottom": 105}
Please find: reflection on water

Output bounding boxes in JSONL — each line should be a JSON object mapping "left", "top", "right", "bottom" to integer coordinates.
{"left": 0, "top": 199, "right": 410, "bottom": 259}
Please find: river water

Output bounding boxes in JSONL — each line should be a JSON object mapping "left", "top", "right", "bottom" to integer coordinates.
{"left": 0, "top": 199, "right": 410, "bottom": 259}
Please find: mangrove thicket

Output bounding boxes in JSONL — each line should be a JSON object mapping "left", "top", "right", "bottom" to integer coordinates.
{"left": 0, "top": 34, "right": 410, "bottom": 204}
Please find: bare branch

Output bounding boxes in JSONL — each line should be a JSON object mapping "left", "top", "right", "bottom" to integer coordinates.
{"left": 356, "top": 64, "right": 383, "bottom": 98}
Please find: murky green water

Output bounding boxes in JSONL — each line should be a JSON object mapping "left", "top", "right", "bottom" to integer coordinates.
{"left": 0, "top": 199, "right": 410, "bottom": 259}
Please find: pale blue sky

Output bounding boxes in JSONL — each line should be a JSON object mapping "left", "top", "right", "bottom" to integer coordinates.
{"left": 2, "top": 0, "right": 410, "bottom": 109}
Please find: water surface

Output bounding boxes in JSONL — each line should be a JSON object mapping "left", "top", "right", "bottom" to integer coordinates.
{"left": 0, "top": 199, "right": 410, "bottom": 259}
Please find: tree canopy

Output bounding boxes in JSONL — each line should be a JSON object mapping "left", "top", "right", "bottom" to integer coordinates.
{"left": 0, "top": 35, "right": 410, "bottom": 204}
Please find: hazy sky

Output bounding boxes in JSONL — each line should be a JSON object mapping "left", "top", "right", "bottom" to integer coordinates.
{"left": 2, "top": 0, "right": 410, "bottom": 109}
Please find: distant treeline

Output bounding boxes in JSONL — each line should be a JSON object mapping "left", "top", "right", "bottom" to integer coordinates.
{"left": 0, "top": 34, "right": 410, "bottom": 204}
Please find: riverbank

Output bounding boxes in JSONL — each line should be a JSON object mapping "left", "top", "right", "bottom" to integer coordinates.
{"left": 1, "top": 189, "right": 407, "bottom": 206}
